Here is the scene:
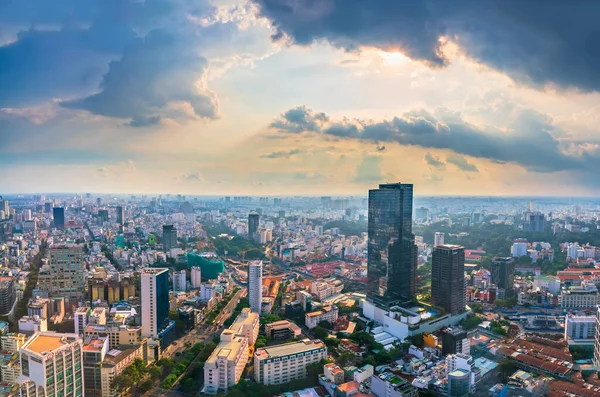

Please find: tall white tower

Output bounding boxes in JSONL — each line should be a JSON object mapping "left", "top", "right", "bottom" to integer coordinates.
{"left": 434, "top": 232, "right": 445, "bottom": 247}
{"left": 248, "top": 260, "right": 263, "bottom": 314}
{"left": 191, "top": 266, "right": 202, "bottom": 288}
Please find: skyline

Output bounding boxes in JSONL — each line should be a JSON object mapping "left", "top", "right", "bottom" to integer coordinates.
{"left": 3, "top": 1, "right": 600, "bottom": 196}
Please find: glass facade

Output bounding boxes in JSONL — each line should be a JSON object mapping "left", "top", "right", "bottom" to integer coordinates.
{"left": 155, "top": 270, "right": 170, "bottom": 334}
{"left": 367, "top": 183, "right": 417, "bottom": 307}
{"left": 432, "top": 245, "right": 466, "bottom": 315}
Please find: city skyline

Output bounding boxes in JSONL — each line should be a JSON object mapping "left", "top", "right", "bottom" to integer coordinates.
{"left": 3, "top": 1, "right": 600, "bottom": 196}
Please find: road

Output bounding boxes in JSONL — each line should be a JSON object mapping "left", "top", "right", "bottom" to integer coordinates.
{"left": 197, "top": 287, "right": 247, "bottom": 339}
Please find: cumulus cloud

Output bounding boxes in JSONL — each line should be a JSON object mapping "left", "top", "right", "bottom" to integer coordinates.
{"left": 252, "top": 0, "right": 600, "bottom": 91}
{"left": 425, "top": 152, "right": 445, "bottom": 169}
{"left": 269, "top": 105, "right": 329, "bottom": 133}
{"left": 0, "top": 0, "right": 222, "bottom": 124}
{"left": 269, "top": 106, "right": 598, "bottom": 174}
{"left": 259, "top": 149, "right": 302, "bottom": 159}
{"left": 446, "top": 155, "right": 479, "bottom": 172}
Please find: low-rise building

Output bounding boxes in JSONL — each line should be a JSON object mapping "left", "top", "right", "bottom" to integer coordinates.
{"left": 254, "top": 339, "right": 327, "bottom": 385}
{"left": 305, "top": 305, "right": 338, "bottom": 329}
{"left": 84, "top": 324, "right": 144, "bottom": 350}
{"left": 203, "top": 330, "right": 249, "bottom": 395}
{"left": 18, "top": 316, "right": 47, "bottom": 335}
{"left": 264, "top": 320, "right": 302, "bottom": 340}
{"left": 559, "top": 282, "right": 600, "bottom": 308}
{"left": 371, "top": 371, "right": 418, "bottom": 397}
{"left": 323, "top": 363, "right": 344, "bottom": 385}
{"left": 565, "top": 313, "right": 595, "bottom": 345}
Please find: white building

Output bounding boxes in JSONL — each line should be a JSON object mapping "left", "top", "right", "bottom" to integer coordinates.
{"left": 173, "top": 269, "right": 187, "bottom": 292}
{"left": 565, "top": 314, "right": 595, "bottom": 344}
{"left": 18, "top": 316, "right": 47, "bottom": 336}
{"left": 593, "top": 307, "right": 600, "bottom": 366}
{"left": 446, "top": 353, "right": 476, "bottom": 391}
{"left": 434, "top": 232, "right": 445, "bottom": 247}
{"left": 203, "top": 329, "right": 249, "bottom": 395}
{"left": 248, "top": 261, "right": 263, "bottom": 314}
{"left": 74, "top": 306, "right": 90, "bottom": 336}
{"left": 228, "top": 308, "right": 260, "bottom": 346}
{"left": 254, "top": 339, "right": 327, "bottom": 385}
{"left": 0, "top": 333, "right": 26, "bottom": 354}
{"left": 310, "top": 279, "right": 344, "bottom": 301}
{"left": 191, "top": 267, "right": 202, "bottom": 289}
{"left": 18, "top": 332, "right": 84, "bottom": 397}
{"left": 201, "top": 282, "right": 217, "bottom": 301}
{"left": 559, "top": 282, "right": 600, "bottom": 308}
{"left": 511, "top": 240, "right": 528, "bottom": 257}
{"left": 533, "top": 276, "right": 561, "bottom": 296}
{"left": 305, "top": 305, "right": 339, "bottom": 329}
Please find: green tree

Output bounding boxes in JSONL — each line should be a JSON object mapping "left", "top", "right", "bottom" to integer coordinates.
{"left": 139, "top": 379, "right": 153, "bottom": 393}
{"left": 337, "top": 351, "right": 355, "bottom": 367}
{"left": 313, "top": 326, "right": 329, "bottom": 340}
{"left": 411, "top": 333, "right": 424, "bottom": 348}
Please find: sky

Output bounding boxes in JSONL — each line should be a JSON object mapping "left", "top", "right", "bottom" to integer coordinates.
{"left": 2, "top": 0, "right": 600, "bottom": 196}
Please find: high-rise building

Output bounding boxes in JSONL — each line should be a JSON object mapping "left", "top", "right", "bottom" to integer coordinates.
{"left": 0, "top": 198, "right": 8, "bottom": 219}
{"left": 44, "top": 202, "right": 53, "bottom": 214}
{"left": 448, "top": 369, "right": 471, "bottom": 397}
{"left": 172, "top": 270, "right": 187, "bottom": 292}
{"left": 40, "top": 244, "right": 85, "bottom": 302}
{"left": 162, "top": 225, "right": 177, "bottom": 251}
{"left": 593, "top": 306, "right": 600, "bottom": 366}
{"left": 442, "top": 327, "right": 470, "bottom": 356}
{"left": 97, "top": 209, "right": 109, "bottom": 224}
{"left": 53, "top": 207, "right": 65, "bottom": 228}
{"left": 434, "top": 232, "right": 445, "bottom": 247}
{"left": 191, "top": 267, "right": 202, "bottom": 289}
{"left": 431, "top": 245, "right": 466, "bottom": 315}
{"left": 248, "top": 261, "right": 263, "bottom": 314}
{"left": 248, "top": 213, "right": 259, "bottom": 239}
{"left": 523, "top": 211, "right": 545, "bottom": 232}
{"left": 18, "top": 332, "right": 84, "bottom": 397}
{"left": 492, "top": 257, "right": 515, "bottom": 297}
{"left": 367, "top": 183, "right": 417, "bottom": 307}
{"left": 74, "top": 307, "right": 90, "bottom": 336}
{"left": 141, "top": 268, "right": 171, "bottom": 339}
{"left": 116, "top": 206, "right": 124, "bottom": 225}
{"left": 0, "top": 277, "right": 15, "bottom": 315}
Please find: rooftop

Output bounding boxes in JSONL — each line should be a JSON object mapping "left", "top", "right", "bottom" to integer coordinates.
{"left": 255, "top": 339, "right": 324, "bottom": 360}
{"left": 24, "top": 333, "right": 79, "bottom": 356}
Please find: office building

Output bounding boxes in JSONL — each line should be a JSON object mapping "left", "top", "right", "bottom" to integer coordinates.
{"left": 41, "top": 244, "right": 85, "bottom": 302}
{"left": 172, "top": 270, "right": 187, "bottom": 292}
{"left": 511, "top": 240, "right": 528, "bottom": 257}
{"left": 84, "top": 324, "right": 144, "bottom": 350}
{"left": 434, "top": 232, "right": 444, "bottom": 247}
{"left": 18, "top": 332, "right": 84, "bottom": 397}
{"left": 254, "top": 339, "right": 327, "bottom": 385}
{"left": 248, "top": 261, "right": 263, "bottom": 314}
{"left": 593, "top": 307, "right": 600, "bottom": 366}
{"left": 191, "top": 266, "right": 202, "bottom": 288}
{"left": 44, "top": 202, "right": 53, "bottom": 214}
{"left": 560, "top": 282, "right": 600, "bottom": 308}
{"left": 98, "top": 209, "right": 109, "bottom": 224}
{"left": 431, "top": 245, "right": 466, "bottom": 315}
{"left": 53, "top": 207, "right": 65, "bottom": 229}
{"left": 448, "top": 369, "right": 471, "bottom": 397}
{"left": 115, "top": 206, "right": 124, "bottom": 225}
{"left": 523, "top": 212, "right": 545, "bottom": 232}
{"left": 0, "top": 198, "right": 8, "bottom": 218}
{"left": 367, "top": 183, "right": 417, "bottom": 307}
{"left": 492, "top": 257, "right": 515, "bottom": 297}
{"left": 141, "top": 268, "right": 171, "bottom": 340}
{"left": 203, "top": 329, "right": 249, "bottom": 395}
{"left": 162, "top": 225, "right": 177, "bottom": 251}
{"left": 442, "top": 327, "right": 470, "bottom": 356}
{"left": 228, "top": 308, "right": 260, "bottom": 345}
{"left": 74, "top": 307, "right": 90, "bottom": 336}
{"left": 370, "top": 371, "right": 418, "bottom": 397}
{"left": 248, "top": 213, "right": 259, "bottom": 239}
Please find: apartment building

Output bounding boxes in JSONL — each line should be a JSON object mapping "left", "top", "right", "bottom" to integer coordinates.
{"left": 305, "top": 305, "right": 339, "bottom": 329}
{"left": 228, "top": 308, "right": 259, "bottom": 346}
{"left": 202, "top": 330, "right": 249, "bottom": 395}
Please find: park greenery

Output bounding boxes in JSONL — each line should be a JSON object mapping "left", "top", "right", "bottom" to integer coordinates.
{"left": 205, "top": 223, "right": 264, "bottom": 259}
{"left": 459, "top": 314, "right": 483, "bottom": 330}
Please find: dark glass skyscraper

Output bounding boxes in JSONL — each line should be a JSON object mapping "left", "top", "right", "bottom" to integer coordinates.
{"left": 248, "top": 213, "right": 259, "bottom": 239}
{"left": 432, "top": 245, "right": 466, "bottom": 315}
{"left": 367, "top": 183, "right": 417, "bottom": 307}
{"left": 116, "top": 206, "right": 124, "bottom": 225}
{"left": 53, "top": 207, "right": 65, "bottom": 228}
{"left": 492, "top": 257, "right": 515, "bottom": 297}
{"left": 162, "top": 225, "right": 177, "bottom": 251}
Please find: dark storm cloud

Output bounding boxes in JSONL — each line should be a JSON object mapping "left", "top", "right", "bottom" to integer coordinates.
{"left": 270, "top": 106, "right": 594, "bottom": 173}
{"left": 0, "top": 0, "right": 218, "bottom": 123}
{"left": 252, "top": 0, "right": 600, "bottom": 91}
{"left": 446, "top": 155, "right": 479, "bottom": 172}
{"left": 259, "top": 149, "right": 302, "bottom": 159}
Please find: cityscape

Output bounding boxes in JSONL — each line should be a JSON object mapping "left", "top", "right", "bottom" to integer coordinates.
{"left": 4, "top": 0, "right": 600, "bottom": 397}
{"left": 0, "top": 188, "right": 599, "bottom": 397}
